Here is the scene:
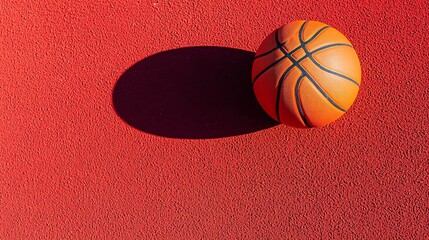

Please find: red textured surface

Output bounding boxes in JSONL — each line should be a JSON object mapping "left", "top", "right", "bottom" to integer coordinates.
{"left": 1, "top": 0, "right": 428, "bottom": 239}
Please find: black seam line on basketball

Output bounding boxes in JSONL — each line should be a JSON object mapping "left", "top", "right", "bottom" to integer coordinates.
{"left": 295, "top": 75, "right": 312, "bottom": 127}
{"left": 253, "top": 43, "right": 338, "bottom": 86}
{"left": 276, "top": 22, "right": 346, "bottom": 112}
{"left": 252, "top": 29, "right": 303, "bottom": 86}
{"left": 273, "top": 47, "right": 324, "bottom": 121}
{"left": 298, "top": 22, "right": 361, "bottom": 87}
{"left": 301, "top": 65, "right": 346, "bottom": 112}
{"left": 308, "top": 53, "right": 360, "bottom": 87}
{"left": 274, "top": 46, "right": 323, "bottom": 122}
{"left": 252, "top": 55, "right": 287, "bottom": 85}
{"left": 254, "top": 41, "right": 287, "bottom": 59}
{"left": 297, "top": 22, "right": 346, "bottom": 112}
{"left": 275, "top": 64, "right": 297, "bottom": 122}
{"left": 275, "top": 21, "right": 306, "bottom": 58}
{"left": 311, "top": 43, "right": 353, "bottom": 54}
{"left": 304, "top": 26, "right": 330, "bottom": 43}
{"left": 274, "top": 29, "right": 303, "bottom": 55}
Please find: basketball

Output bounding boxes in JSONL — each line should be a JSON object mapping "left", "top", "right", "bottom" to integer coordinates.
{"left": 252, "top": 20, "right": 361, "bottom": 128}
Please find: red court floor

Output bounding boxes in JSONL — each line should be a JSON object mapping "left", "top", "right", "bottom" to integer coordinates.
{"left": 1, "top": 0, "right": 428, "bottom": 238}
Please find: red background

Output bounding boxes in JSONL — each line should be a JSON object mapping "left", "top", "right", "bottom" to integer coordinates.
{"left": 1, "top": 0, "right": 428, "bottom": 239}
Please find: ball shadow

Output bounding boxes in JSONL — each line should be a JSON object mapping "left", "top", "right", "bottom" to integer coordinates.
{"left": 112, "top": 46, "right": 278, "bottom": 139}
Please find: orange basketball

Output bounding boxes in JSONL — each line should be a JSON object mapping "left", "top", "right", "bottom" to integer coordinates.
{"left": 252, "top": 20, "right": 361, "bottom": 128}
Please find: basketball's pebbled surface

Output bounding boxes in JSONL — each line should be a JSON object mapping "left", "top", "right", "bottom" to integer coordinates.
{"left": 1, "top": 0, "right": 428, "bottom": 239}
{"left": 252, "top": 20, "right": 361, "bottom": 128}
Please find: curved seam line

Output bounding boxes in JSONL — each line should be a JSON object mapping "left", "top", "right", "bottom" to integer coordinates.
{"left": 311, "top": 43, "right": 353, "bottom": 54}
{"left": 303, "top": 25, "right": 330, "bottom": 43}
{"left": 296, "top": 22, "right": 347, "bottom": 111}
{"left": 252, "top": 55, "right": 287, "bottom": 85}
{"left": 253, "top": 27, "right": 305, "bottom": 86}
{"left": 254, "top": 41, "right": 287, "bottom": 59}
{"left": 298, "top": 61, "right": 347, "bottom": 112}
{"left": 276, "top": 22, "right": 346, "bottom": 112}
{"left": 299, "top": 22, "right": 360, "bottom": 87}
{"left": 299, "top": 88, "right": 315, "bottom": 127}
{"left": 309, "top": 53, "right": 360, "bottom": 87}
{"left": 305, "top": 72, "right": 351, "bottom": 114}
{"left": 298, "top": 77, "right": 314, "bottom": 127}
{"left": 275, "top": 65, "right": 297, "bottom": 122}
{"left": 275, "top": 29, "right": 303, "bottom": 55}
{"left": 295, "top": 75, "right": 311, "bottom": 127}
{"left": 272, "top": 22, "right": 351, "bottom": 115}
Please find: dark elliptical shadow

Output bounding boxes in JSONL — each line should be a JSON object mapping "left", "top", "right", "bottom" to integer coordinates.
{"left": 112, "top": 46, "right": 278, "bottom": 139}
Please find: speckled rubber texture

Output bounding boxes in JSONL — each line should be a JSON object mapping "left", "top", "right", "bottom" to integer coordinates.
{"left": 1, "top": 0, "right": 428, "bottom": 239}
